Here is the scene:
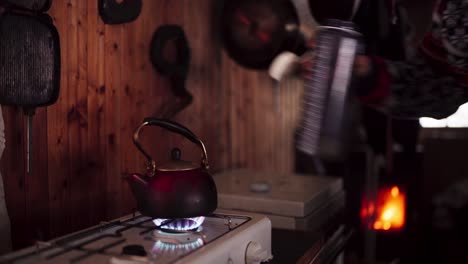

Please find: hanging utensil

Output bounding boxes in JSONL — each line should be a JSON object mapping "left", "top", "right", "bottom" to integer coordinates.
{"left": 1, "top": 0, "right": 52, "bottom": 12}
{"left": 150, "top": 25, "right": 193, "bottom": 118}
{"left": 24, "top": 108, "right": 34, "bottom": 174}
{"left": 98, "top": 0, "right": 142, "bottom": 25}
{"left": 220, "top": 0, "right": 305, "bottom": 70}
{"left": 0, "top": 11, "right": 61, "bottom": 174}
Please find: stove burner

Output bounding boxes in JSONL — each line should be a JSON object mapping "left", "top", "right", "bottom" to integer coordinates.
{"left": 151, "top": 239, "right": 204, "bottom": 256}
{"left": 150, "top": 229, "right": 205, "bottom": 256}
{"left": 151, "top": 229, "right": 205, "bottom": 244}
{"left": 153, "top": 216, "right": 205, "bottom": 231}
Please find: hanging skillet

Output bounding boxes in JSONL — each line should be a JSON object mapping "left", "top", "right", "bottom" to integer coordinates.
{"left": 0, "top": 11, "right": 61, "bottom": 173}
{"left": 150, "top": 25, "right": 193, "bottom": 118}
{"left": 98, "top": 0, "right": 142, "bottom": 25}
{"left": 220, "top": 0, "right": 305, "bottom": 70}
{"left": 0, "top": 0, "right": 52, "bottom": 12}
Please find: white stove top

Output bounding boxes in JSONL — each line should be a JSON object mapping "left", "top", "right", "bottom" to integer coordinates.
{"left": 213, "top": 169, "right": 344, "bottom": 231}
{"left": 0, "top": 210, "right": 272, "bottom": 264}
{"left": 214, "top": 169, "right": 343, "bottom": 218}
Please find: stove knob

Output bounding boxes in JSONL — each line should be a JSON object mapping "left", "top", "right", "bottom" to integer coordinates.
{"left": 122, "top": 245, "right": 147, "bottom": 257}
{"left": 245, "top": 241, "right": 271, "bottom": 264}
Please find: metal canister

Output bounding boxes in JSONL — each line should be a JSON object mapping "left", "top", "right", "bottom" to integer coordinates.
{"left": 296, "top": 19, "right": 364, "bottom": 161}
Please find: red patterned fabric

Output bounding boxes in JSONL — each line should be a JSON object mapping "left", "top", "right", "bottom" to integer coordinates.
{"left": 420, "top": 0, "right": 468, "bottom": 84}
{"left": 358, "top": 56, "right": 391, "bottom": 104}
{"left": 359, "top": 0, "right": 468, "bottom": 119}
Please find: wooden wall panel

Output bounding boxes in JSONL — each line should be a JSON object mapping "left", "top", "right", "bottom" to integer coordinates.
{"left": 46, "top": 0, "right": 70, "bottom": 240}
{"left": 0, "top": 107, "right": 27, "bottom": 249}
{"left": 103, "top": 11, "right": 123, "bottom": 221}
{"left": 85, "top": 0, "right": 106, "bottom": 228}
{"left": 0, "top": 0, "right": 303, "bottom": 249}
{"left": 26, "top": 108, "right": 50, "bottom": 244}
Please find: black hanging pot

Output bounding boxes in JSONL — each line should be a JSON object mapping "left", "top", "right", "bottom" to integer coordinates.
{"left": 220, "top": 0, "right": 305, "bottom": 69}
{"left": 126, "top": 117, "right": 218, "bottom": 219}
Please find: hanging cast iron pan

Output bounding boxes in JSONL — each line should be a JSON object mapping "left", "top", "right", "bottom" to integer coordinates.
{"left": 307, "top": 0, "right": 356, "bottom": 25}
{"left": 220, "top": 0, "right": 306, "bottom": 70}
{"left": 150, "top": 25, "right": 193, "bottom": 118}
{"left": 0, "top": 11, "right": 61, "bottom": 173}
{"left": 98, "top": 0, "right": 142, "bottom": 25}
{"left": 0, "top": 12, "right": 60, "bottom": 107}
{"left": 0, "top": 0, "right": 52, "bottom": 12}
{"left": 150, "top": 25, "right": 191, "bottom": 79}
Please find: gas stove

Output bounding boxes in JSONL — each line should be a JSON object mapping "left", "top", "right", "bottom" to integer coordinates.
{"left": 0, "top": 210, "right": 272, "bottom": 264}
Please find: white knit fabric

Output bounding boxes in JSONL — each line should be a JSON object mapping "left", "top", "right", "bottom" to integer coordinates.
{"left": 0, "top": 106, "right": 12, "bottom": 254}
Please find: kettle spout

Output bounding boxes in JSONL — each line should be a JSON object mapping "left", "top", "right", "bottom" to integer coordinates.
{"left": 125, "top": 173, "right": 149, "bottom": 185}
{"left": 125, "top": 173, "right": 150, "bottom": 214}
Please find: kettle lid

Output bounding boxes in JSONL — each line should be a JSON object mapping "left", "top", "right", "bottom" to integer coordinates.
{"left": 157, "top": 148, "right": 200, "bottom": 171}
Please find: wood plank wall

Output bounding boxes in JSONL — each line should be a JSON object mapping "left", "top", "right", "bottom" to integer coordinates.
{"left": 0, "top": 0, "right": 303, "bottom": 249}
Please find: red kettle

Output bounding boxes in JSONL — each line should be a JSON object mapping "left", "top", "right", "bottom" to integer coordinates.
{"left": 126, "top": 117, "right": 217, "bottom": 219}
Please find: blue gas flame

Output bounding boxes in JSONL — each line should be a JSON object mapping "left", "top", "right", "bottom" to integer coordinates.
{"left": 152, "top": 238, "right": 204, "bottom": 255}
{"left": 152, "top": 216, "right": 205, "bottom": 231}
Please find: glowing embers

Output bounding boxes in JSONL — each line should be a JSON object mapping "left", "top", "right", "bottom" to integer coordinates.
{"left": 153, "top": 217, "right": 205, "bottom": 231}
{"left": 361, "top": 186, "right": 406, "bottom": 231}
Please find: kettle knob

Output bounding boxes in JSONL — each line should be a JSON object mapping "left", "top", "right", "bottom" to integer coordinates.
{"left": 171, "top": 148, "right": 181, "bottom": 160}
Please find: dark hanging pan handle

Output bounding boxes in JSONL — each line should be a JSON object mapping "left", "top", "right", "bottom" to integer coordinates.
{"left": 133, "top": 117, "right": 209, "bottom": 175}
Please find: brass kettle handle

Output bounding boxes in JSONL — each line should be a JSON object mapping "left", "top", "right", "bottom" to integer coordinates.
{"left": 133, "top": 117, "right": 209, "bottom": 176}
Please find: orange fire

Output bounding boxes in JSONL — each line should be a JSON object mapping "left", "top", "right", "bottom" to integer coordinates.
{"left": 361, "top": 186, "right": 406, "bottom": 231}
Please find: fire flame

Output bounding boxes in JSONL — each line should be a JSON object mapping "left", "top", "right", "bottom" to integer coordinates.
{"left": 361, "top": 186, "right": 406, "bottom": 231}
